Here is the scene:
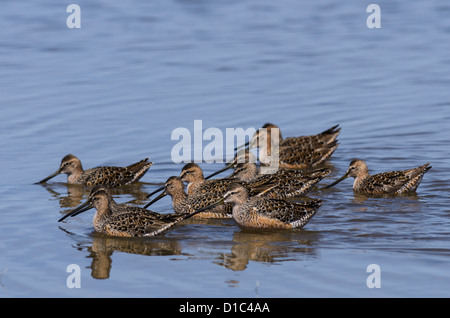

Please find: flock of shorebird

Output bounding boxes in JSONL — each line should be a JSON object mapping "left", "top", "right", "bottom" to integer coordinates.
{"left": 37, "top": 123, "right": 431, "bottom": 238}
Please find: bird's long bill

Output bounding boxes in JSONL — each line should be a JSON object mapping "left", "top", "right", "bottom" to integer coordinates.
{"left": 146, "top": 185, "right": 165, "bottom": 199}
{"left": 143, "top": 190, "right": 167, "bottom": 209}
{"left": 234, "top": 141, "right": 249, "bottom": 151}
{"left": 324, "top": 171, "right": 350, "bottom": 189}
{"left": 192, "top": 198, "right": 224, "bottom": 216}
{"left": 58, "top": 200, "right": 93, "bottom": 222}
{"left": 205, "top": 164, "right": 234, "bottom": 180}
{"left": 36, "top": 168, "right": 62, "bottom": 184}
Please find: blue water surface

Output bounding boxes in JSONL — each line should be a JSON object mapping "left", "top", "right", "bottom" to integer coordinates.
{"left": 1, "top": 0, "right": 450, "bottom": 298}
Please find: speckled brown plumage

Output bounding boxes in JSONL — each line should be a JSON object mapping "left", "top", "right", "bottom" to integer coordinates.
{"left": 272, "top": 123, "right": 340, "bottom": 149}
{"left": 276, "top": 140, "right": 339, "bottom": 169}
{"left": 248, "top": 123, "right": 340, "bottom": 169}
{"left": 178, "top": 163, "right": 277, "bottom": 197}
{"left": 228, "top": 162, "right": 330, "bottom": 199}
{"left": 147, "top": 176, "right": 233, "bottom": 218}
{"left": 325, "top": 159, "right": 431, "bottom": 195}
{"left": 58, "top": 186, "right": 195, "bottom": 237}
{"left": 196, "top": 183, "right": 322, "bottom": 230}
{"left": 37, "top": 154, "right": 152, "bottom": 187}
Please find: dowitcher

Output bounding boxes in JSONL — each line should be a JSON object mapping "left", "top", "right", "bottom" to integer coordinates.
{"left": 195, "top": 183, "right": 322, "bottom": 230}
{"left": 227, "top": 162, "right": 330, "bottom": 199}
{"left": 179, "top": 162, "right": 216, "bottom": 195}
{"left": 143, "top": 162, "right": 233, "bottom": 202}
{"left": 247, "top": 123, "right": 340, "bottom": 150}
{"left": 144, "top": 162, "right": 277, "bottom": 211}
{"left": 145, "top": 176, "right": 232, "bottom": 218}
{"left": 58, "top": 186, "right": 198, "bottom": 237}
{"left": 143, "top": 150, "right": 255, "bottom": 202}
{"left": 324, "top": 159, "right": 431, "bottom": 195}
{"left": 37, "top": 154, "right": 152, "bottom": 187}
{"left": 243, "top": 123, "right": 340, "bottom": 169}
{"left": 178, "top": 162, "right": 277, "bottom": 197}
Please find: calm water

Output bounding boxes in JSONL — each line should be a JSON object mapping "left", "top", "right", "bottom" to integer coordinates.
{"left": 1, "top": 0, "right": 450, "bottom": 298}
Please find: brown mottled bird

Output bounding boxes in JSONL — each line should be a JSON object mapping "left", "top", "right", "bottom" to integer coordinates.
{"left": 37, "top": 154, "right": 152, "bottom": 187}
{"left": 146, "top": 176, "right": 233, "bottom": 218}
{"left": 245, "top": 123, "right": 341, "bottom": 169}
{"left": 195, "top": 183, "right": 322, "bottom": 230}
{"left": 227, "top": 162, "right": 330, "bottom": 199}
{"left": 144, "top": 163, "right": 279, "bottom": 212}
{"left": 324, "top": 159, "right": 431, "bottom": 195}
{"left": 58, "top": 186, "right": 199, "bottom": 237}
{"left": 178, "top": 163, "right": 276, "bottom": 197}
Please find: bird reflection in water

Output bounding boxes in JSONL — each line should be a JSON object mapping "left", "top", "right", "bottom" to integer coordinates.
{"left": 80, "top": 232, "right": 183, "bottom": 279}
{"left": 39, "top": 182, "right": 151, "bottom": 211}
{"left": 214, "top": 230, "right": 319, "bottom": 271}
